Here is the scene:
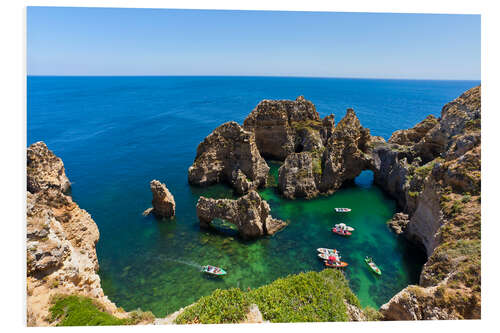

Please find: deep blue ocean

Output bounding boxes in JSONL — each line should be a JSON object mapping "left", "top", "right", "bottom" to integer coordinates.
{"left": 27, "top": 76, "right": 479, "bottom": 316}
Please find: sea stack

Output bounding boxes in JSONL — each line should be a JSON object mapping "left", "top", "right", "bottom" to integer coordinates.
{"left": 188, "top": 121, "right": 269, "bottom": 194}
{"left": 150, "top": 180, "right": 176, "bottom": 219}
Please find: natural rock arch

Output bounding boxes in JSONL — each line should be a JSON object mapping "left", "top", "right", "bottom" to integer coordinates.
{"left": 196, "top": 190, "right": 286, "bottom": 239}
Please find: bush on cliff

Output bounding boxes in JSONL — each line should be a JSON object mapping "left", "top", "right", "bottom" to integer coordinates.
{"left": 49, "top": 295, "right": 155, "bottom": 326}
{"left": 49, "top": 295, "right": 126, "bottom": 326}
{"left": 175, "top": 269, "right": 360, "bottom": 324}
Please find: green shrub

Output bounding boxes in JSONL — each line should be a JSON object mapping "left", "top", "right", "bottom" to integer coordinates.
{"left": 462, "top": 194, "right": 471, "bottom": 203}
{"left": 49, "top": 295, "right": 126, "bottom": 326}
{"left": 175, "top": 269, "right": 360, "bottom": 324}
{"left": 450, "top": 201, "right": 464, "bottom": 216}
{"left": 363, "top": 306, "right": 382, "bottom": 321}
{"left": 175, "top": 288, "right": 251, "bottom": 324}
{"left": 408, "top": 191, "right": 420, "bottom": 198}
{"left": 123, "top": 309, "right": 155, "bottom": 325}
{"left": 312, "top": 157, "right": 322, "bottom": 175}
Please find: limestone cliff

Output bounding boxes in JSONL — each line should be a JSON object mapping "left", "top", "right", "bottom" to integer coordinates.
{"left": 188, "top": 121, "right": 269, "bottom": 194}
{"left": 26, "top": 142, "right": 124, "bottom": 326}
{"left": 189, "top": 97, "right": 374, "bottom": 200}
{"left": 243, "top": 95, "right": 322, "bottom": 160}
{"left": 196, "top": 190, "right": 287, "bottom": 239}
{"left": 374, "top": 86, "right": 481, "bottom": 320}
{"left": 277, "top": 108, "right": 374, "bottom": 198}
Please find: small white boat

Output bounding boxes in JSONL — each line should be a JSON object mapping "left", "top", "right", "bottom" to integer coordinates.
{"left": 318, "top": 253, "right": 341, "bottom": 260}
{"left": 317, "top": 248, "right": 339, "bottom": 255}
{"left": 334, "top": 208, "right": 351, "bottom": 213}
{"left": 335, "top": 223, "right": 355, "bottom": 232}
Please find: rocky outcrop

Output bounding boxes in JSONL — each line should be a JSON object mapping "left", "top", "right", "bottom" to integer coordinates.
{"left": 26, "top": 142, "right": 123, "bottom": 326}
{"left": 387, "top": 212, "right": 410, "bottom": 235}
{"left": 389, "top": 115, "right": 439, "bottom": 146}
{"left": 190, "top": 97, "right": 374, "bottom": 199}
{"left": 188, "top": 121, "right": 269, "bottom": 194}
{"left": 150, "top": 180, "right": 175, "bottom": 219}
{"left": 375, "top": 86, "right": 481, "bottom": 320}
{"left": 243, "top": 96, "right": 322, "bottom": 160}
{"left": 278, "top": 108, "right": 375, "bottom": 199}
{"left": 27, "top": 141, "right": 71, "bottom": 194}
{"left": 196, "top": 190, "right": 286, "bottom": 238}
{"left": 278, "top": 152, "right": 320, "bottom": 199}
{"left": 318, "top": 109, "right": 373, "bottom": 194}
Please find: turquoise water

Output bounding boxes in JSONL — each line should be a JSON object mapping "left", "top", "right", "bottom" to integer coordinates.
{"left": 27, "top": 76, "right": 479, "bottom": 317}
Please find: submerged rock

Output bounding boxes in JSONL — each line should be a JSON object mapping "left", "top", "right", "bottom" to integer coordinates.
{"left": 188, "top": 121, "right": 269, "bottom": 194}
{"left": 196, "top": 190, "right": 286, "bottom": 239}
{"left": 150, "top": 180, "right": 176, "bottom": 219}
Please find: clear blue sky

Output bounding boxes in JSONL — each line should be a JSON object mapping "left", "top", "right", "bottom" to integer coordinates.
{"left": 27, "top": 7, "right": 481, "bottom": 79}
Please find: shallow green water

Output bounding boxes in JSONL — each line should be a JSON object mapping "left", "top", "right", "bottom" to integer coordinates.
{"left": 99, "top": 163, "right": 425, "bottom": 316}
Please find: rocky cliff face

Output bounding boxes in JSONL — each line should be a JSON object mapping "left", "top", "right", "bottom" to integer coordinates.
{"left": 150, "top": 180, "right": 176, "bottom": 219}
{"left": 375, "top": 86, "right": 481, "bottom": 320}
{"left": 26, "top": 142, "right": 123, "bottom": 326}
{"left": 196, "top": 190, "right": 287, "bottom": 238}
{"left": 276, "top": 108, "right": 374, "bottom": 198}
{"left": 27, "top": 141, "right": 71, "bottom": 194}
{"left": 189, "top": 97, "right": 374, "bottom": 200}
{"left": 188, "top": 121, "right": 269, "bottom": 194}
{"left": 243, "top": 96, "right": 322, "bottom": 160}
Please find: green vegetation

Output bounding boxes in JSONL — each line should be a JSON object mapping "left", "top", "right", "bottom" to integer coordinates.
{"left": 248, "top": 269, "right": 359, "bottom": 322}
{"left": 291, "top": 120, "right": 322, "bottom": 133}
{"left": 408, "top": 191, "right": 420, "bottom": 198}
{"left": 414, "top": 160, "right": 435, "bottom": 178}
{"left": 312, "top": 157, "right": 322, "bottom": 175}
{"left": 450, "top": 201, "right": 464, "bottom": 217}
{"left": 362, "top": 307, "right": 382, "bottom": 321}
{"left": 49, "top": 295, "right": 126, "bottom": 326}
{"left": 175, "top": 269, "right": 360, "bottom": 324}
{"left": 175, "top": 288, "right": 250, "bottom": 324}
{"left": 465, "top": 119, "right": 481, "bottom": 131}
{"left": 48, "top": 295, "right": 154, "bottom": 326}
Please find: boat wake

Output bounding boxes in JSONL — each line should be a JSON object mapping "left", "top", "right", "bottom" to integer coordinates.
{"left": 159, "top": 256, "right": 203, "bottom": 270}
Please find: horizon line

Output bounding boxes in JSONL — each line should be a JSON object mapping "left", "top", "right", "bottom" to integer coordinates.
{"left": 26, "top": 74, "right": 481, "bottom": 81}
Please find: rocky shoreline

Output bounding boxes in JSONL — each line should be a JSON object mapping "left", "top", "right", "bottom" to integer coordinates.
{"left": 374, "top": 86, "right": 481, "bottom": 319}
{"left": 26, "top": 86, "right": 481, "bottom": 324}
{"left": 26, "top": 142, "right": 126, "bottom": 326}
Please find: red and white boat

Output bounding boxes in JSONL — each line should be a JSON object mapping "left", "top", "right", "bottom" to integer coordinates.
{"left": 332, "top": 227, "right": 352, "bottom": 236}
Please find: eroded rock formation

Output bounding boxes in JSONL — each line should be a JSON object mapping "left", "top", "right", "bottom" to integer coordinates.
{"left": 276, "top": 107, "right": 374, "bottom": 198}
{"left": 150, "top": 180, "right": 176, "bottom": 219}
{"left": 190, "top": 97, "right": 375, "bottom": 199}
{"left": 196, "top": 190, "right": 286, "bottom": 238}
{"left": 243, "top": 95, "right": 322, "bottom": 160}
{"left": 26, "top": 142, "right": 123, "bottom": 326}
{"left": 188, "top": 121, "right": 269, "bottom": 194}
{"left": 373, "top": 86, "right": 481, "bottom": 320}
{"left": 27, "top": 141, "right": 71, "bottom": 194}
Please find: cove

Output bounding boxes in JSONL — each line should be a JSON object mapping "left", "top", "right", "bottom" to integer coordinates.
{"left": 27, "top": 76, "right": 478, "bottom": 317}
